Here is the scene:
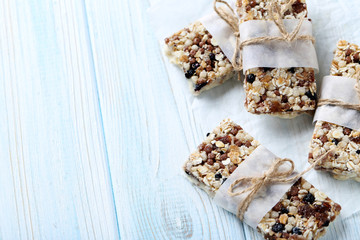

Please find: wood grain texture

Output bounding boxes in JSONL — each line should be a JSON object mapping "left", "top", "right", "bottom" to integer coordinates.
{"left": 0, "top": 0, "right": 359, "bottom": 239}
{"left": 0, "top": 0, "right": 118, "bottom": 239}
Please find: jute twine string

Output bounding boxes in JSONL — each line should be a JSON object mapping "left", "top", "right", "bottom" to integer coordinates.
{"left": 317, "top": 76, "right": 360, "bottom": 111}
{"left": 228, "top": 150, "right": 333, "bottom": 220}
{"left": 213, "top": 0, "right": 315, "bottom": 72}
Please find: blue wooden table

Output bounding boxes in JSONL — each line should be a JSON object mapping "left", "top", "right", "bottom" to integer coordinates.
{"left": 0, "top": 0, "right": 359, "bottom": 239}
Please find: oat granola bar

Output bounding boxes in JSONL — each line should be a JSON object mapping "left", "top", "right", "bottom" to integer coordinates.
{"left": 236, "top": 0, "right": 317, "bottom": 118}
{"left": 164, "top": 22, "right": 235, "bottom": 95}
{"left": 184, "top": 119, "right": 341, "bottom": 240}
{"left": 309, "top": 40, "right": 360, "bottom": 181}
{"left": 258, "top": 178, "right": 341, "bottom": 240}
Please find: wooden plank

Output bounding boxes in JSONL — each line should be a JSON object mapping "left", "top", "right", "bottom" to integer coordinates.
{"left": 0, "top": 0, "right": 119, "bottom": 239}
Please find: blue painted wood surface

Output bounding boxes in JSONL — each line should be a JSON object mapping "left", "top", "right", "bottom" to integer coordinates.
{"left": 0, "top": 0, "right": 359, "bottom": 239}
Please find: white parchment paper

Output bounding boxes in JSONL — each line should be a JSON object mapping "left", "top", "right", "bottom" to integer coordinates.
{"left": 214, "top": 146, "right": 297, "bottom": 229}
{"left": 148, "top": 0, "right": 360, "bottom": 219}
{"left": 314, "top": 76, "right": 360, "bottom": 131}
{"left": 200, "top": 10, "right": 236, "bottom": 62}
{"left": 240, "top": 20, "right": 319, "bottom": 72}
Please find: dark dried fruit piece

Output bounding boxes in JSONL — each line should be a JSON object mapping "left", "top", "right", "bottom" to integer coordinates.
{"left": 303, "top": 193, "right": 315, "bottom": 204}
{"left": 298, "top": 204, "right": 315, "bottom": 218}
{"left": 246, "top": 74, "right": 256, "bottom": 84}
{"left": 280, "top": 207, "right": 289, "bottom": 214}
{"left": 194, "top": 82, "right": 208, "bottom": 92}
{"left": 356, "top": 150, "right": 360, "bottom": 154}
{"left": 305, "top": 90, "right": 317, "bottom": 100}
{"left": 351, "top": 136, "right": 360, "bottom": 144}
{"left": 292, "top": 1, "right": 306, "bottom": 14}
{"left": 320, "top": 135, "right": 328, "bottom": 144}
{"left": 345, "top": 48, "right": 353, "bottom": 56}
{"left": 185, "top": 69, "right": 195, "bottom": 79}
{"left": 322, "top": 220, "right": 330, "bottom": 227}
{"left": 332, "top": 139, "right": 339, "bottom": 145}
{"left": 229, "top": 165, "right": 237, "bottom": 174}
{"left": 272, "top": 202, "right": 283, "bottom": 211}
{"left": 220, "top": 153, "right": 228, "bottom": 161}
{"left": 354, "top": 53, "right": 360, "bottom": 63}
{"left": 208, "top": 153, "right": 216, "bottom": 159}
{"left": 215, "top": 173, "right": 222, "bottom": 180}
{"left": 343, "top": 128, "right": 352, "bottom": 135}
{"left": 215, "top": 135, "right": 232, "bottom": 144}
{"left": 209, "top": 53, "right": 216, "bottom": 61}
{"left": 289, "top": 185, "right": 299, "bottom": 196}
{"left": 204, "top": 145, "right": 213, "bottom": 153}
{"left": 272, "top": 223, "right": 285, "bottom": 233}
{"left": 292, "top": 227, "right": 302, "bottom": 235}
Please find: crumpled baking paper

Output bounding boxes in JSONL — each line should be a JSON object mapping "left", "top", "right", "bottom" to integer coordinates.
{"left": 148, "top": 0, "right": 360, "bottom": 218}
{"left": 314, "top": 76, "right": 360, "bottom": 131}
{"left": 240, "top": 19, "right": 319, "bottom": 72}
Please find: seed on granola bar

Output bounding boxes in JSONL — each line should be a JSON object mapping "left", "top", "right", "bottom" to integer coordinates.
{"left": 303, "top": 193, "right": 315, "bottom": 204}
{"left": 272, "top": 223, "right": 285, "bottom": 233}
{"left": 332, "top": 139, "right": 339, "bottom": 145}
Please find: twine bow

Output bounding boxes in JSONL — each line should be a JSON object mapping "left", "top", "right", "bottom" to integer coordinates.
{"left": 213, "top": 0, "right": 315, "bottom": 72}
{"left": 318, "top": 77, "right": 360, "bottom": 111}
{"left": 228, "top": 150, "right": 332, "bottom": 220}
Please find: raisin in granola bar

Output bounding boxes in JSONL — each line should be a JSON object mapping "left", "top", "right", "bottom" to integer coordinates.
{"left": 236, "top": 0, "right": 317, "bottom": 118}
{"left": 164, "top": 22, "right": 235, "bottom": 95}
{"left": 184, "top": 119, "right": 341, "bottom": 240}
{"left": 309, "top": 40, "right": 360, "bottom": 181}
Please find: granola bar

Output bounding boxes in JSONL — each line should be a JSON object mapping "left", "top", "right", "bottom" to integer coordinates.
{"left": 164, "top": 22, "right": 235, "bottom": 95}
{"left": 184, "top": 119, "right": 341, "bottom": 240}
{"left": 184, "top": 119, "right": 261, "bottom": 196}
{"left": 309, "top": 40, "right": 360, "bottom": 181}
{"left": 236, "top": 0, "right": 317, "bottom": 118}
{"left": 258, "top": 178, "right": 341, "bottom": 240}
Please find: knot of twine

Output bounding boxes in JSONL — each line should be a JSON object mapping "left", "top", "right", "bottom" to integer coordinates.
{"left": 318, "top": 77, "right": 360, "bottom": 111}
{"left": 228, "top": 150, "right": 332, "bottom": 220}
{"left": 213, "top": 0, "right": 315, "bottom": 72}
